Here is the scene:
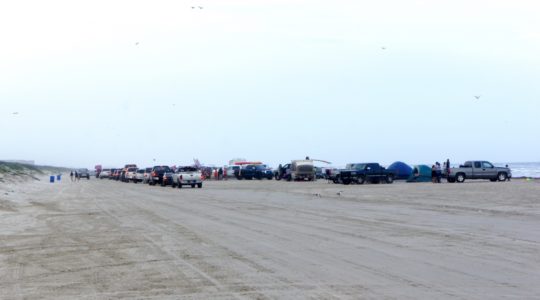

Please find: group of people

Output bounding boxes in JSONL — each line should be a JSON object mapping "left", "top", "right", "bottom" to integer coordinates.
{"left": 201, "top": 167, "right": 226, "bottom": 180}
{"left": 431, "top": 162, "right": 444, "bottom": 183}
{"left": 69, "top": 171, "right": 81, "bottom": 182}
{"left": 212, "top": 167, "right": 225, "bottom": 180}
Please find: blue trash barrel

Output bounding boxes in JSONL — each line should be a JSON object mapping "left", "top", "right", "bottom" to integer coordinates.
{"left": 57, "top": 174, "right": 61, "bottom": 181}
{"left": 50, "top": 176, "right": 55, "bottom": 183}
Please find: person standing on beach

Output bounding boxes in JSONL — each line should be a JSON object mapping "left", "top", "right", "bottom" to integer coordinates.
{"left": 70, "top": 171, "right": 74, "bottom": 182}
{"left": 75, "top": 171, "right": 79, "bottom": 182}
{"left": 435, "top": 162, "right": 442, "bottom": 183}
{"left": 431, "top": 165, "right": 436, "bottom": 183}
{"left": 218, "top": 168, "right": 223, "bottom": 180}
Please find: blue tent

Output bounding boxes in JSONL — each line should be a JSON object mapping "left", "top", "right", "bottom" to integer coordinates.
{"left": 407, "top": 165, "right": 432, "bottom": 182}
{"left": 387, "top": 161, "right": 413, "bottom": 180}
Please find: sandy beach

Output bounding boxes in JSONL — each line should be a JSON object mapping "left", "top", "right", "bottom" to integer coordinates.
{"left": 0, "top": 178, "right": 539, "bottom": 299}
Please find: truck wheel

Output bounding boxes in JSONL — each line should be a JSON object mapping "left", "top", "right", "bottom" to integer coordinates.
{"left": 197, "top": 183, "right": 203, "bottom": 188}
{"left": 456, "top": 173, "right": 466, "bottom": 183}
{"left": 447, "top": 178, "right": 456, "bottom": 183}
{"left": 498, "top": 172, "right": 507, "bottom": 182}
{"left": 191, "top": 184, "right": 196, "bottom": 188}
{"left": 490, "top": 178, "right": 498, "bottom": 182}
{"left": 357, "top": 175, "right": 366, "bottom": 184}
{"left": 342, "top": 178, "right": 351, "bottom": 185}
{"left": 385, "top": 175, "right": 394, "bottom": 184}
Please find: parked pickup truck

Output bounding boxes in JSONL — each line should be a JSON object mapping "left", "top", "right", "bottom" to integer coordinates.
{"left": 237, "top": 164, "right": 273, "bottom": 180}
{"left": 337, "top": 163, "right": 395, "bottom": 185}
{"left": 172, "top": 166, "right": 203, "bottom": 188}
{"left": 149, "top": 166, "right": 171, "bottom": 186}
{"left": 445, "top": 161, "right": 511, "bottom": 183}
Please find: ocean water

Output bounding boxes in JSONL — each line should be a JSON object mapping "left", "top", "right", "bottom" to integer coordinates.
{"left": 497, "top": 162, "right": 540, "bottom": 178}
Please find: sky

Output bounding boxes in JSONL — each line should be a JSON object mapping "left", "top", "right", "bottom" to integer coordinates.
{"left": 1, "top": 0, "right": 539, "bottom": 169}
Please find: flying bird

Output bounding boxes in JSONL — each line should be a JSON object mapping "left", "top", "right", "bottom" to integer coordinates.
{"left": 474, "top": 95, "right": 481, "bottom": 100}
{"left": 135, "top": 42, "right": 139, "bottom": 46}
{"left": 381, "top": 47, "right": 386, "bottom": 50}
{"left": 12, "top": 112, "right": 19, "bottom": 115}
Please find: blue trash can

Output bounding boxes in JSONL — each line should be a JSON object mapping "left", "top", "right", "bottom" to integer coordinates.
{"left": 57, "top": 174, "right": 61, "bottom": 181}
{"left": 50, "top": 176, "right": 55, "bottom": 183}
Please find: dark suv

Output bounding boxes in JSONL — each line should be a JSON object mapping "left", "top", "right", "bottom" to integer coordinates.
{"left": 77, "top": 168, "right": 90, "bottom": 180}
{"left": 149, "top": 166, "right": 171, "bottom": 185}
{"left": 237, "top": 164, "right": 273, "bottom": 180}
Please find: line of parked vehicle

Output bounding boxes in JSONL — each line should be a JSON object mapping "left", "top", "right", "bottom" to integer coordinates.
{"left": 98, "top": 165, "right": 203, "bottom": 188}
{"left": 328, "top": 160, "right": 512, "bottom": 184}
{"left": 94, "top": 159, "right": 512, "bottom": 187}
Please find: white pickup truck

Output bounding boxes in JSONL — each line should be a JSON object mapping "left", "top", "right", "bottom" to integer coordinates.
{"left": 172, "top": 166, "right": 203, "bottom": 188}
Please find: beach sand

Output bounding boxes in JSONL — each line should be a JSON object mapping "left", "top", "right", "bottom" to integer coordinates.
{"left": 0, "top": 177, "right": 539, "bottom": 299}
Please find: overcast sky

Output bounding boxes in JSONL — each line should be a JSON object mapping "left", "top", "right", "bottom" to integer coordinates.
{"left": 1, "top": 0, "right": 539, "bottom": 168}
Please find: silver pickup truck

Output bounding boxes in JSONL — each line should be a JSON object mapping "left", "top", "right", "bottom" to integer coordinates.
{"left": 445, "top": 161, "right": 511, "bottom": 183}
{"left": 172, "top": 166, "right": 203, "bottom": 188}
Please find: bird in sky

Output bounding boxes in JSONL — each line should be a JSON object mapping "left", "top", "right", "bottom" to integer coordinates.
{"left": 135, "top": 42, "right": 139, "bottom": 46}
{"left": 381, "top": 47, "right": 386, "bottom": 50}
{"left": 12, "top": 112, "right": 18, "bottom": 115}
{"left": 474, "top": 95, "right": 481, "bottom": 100}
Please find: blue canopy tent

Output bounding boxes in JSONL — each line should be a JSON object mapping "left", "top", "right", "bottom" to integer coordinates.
{"left": 387, "top": 161, "right": 413, "bottom": 180}
{"left": 407, "top": 165, "right": 432, "bottom": 182}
